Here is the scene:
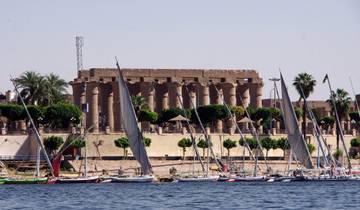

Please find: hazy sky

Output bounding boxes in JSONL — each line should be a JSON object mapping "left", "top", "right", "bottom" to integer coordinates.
{"left": 1, "top": 0, "right": 359, "bottom": 100}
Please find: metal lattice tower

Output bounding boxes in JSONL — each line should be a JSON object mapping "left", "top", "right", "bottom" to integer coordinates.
{"left": 76, "top": 36, "right": 84, "bottom": 71}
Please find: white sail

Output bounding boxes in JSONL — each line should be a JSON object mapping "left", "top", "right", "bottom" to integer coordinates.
{"left": 280, "top": 73, "right": 314, "bottom": 169}
{"left": 116, "top": 63, "right": 152, "bottom": 175}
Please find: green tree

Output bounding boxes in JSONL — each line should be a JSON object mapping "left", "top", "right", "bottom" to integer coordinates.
{"left": 223, "top": 138, "right": 237, "bottom": 158}
{"left": 138, "top": 110, "right": 158, "bottom": 124}
{"left": 23, "top": 105, "right": 44, "bottom": 127}
{"left": 15, "top": 71, "right": 46, "bottom": 105}
{"left": 230, "top": 106, "right": 245, "bottom": 119}
{"left": 177, "top": 138, "right": 192, "bottom": 160}
{"left": 350, "top": 137, "right": 360, "bottom": 147}
{"left": 43, "top": 103, "right": 82, "bottom": 129}
{"left": 0, "top": 104, "right": 24, "bottom": 122}
{"left": 320, "top": 116, "right": 335, "bottom": 131}
{"left": 260, "top": 137, "right": 277, "bottom": 159}
{"left": 327, "top": 88, "right": 351, "bottom": 149}
{"left": 144, "top": 137, "right": 151, "bottom": 147}
{"left": 197, "top": 138, "right": 212, "bottom": 159}
{"left": 114, "top": 137, "right": 130, "bottom": 158}
{"left": 131, "top": 95, "right": 148, "bottom": 118}
{"left": 71, "top": 138, "right": 85, "bottom": 148}
{"left": 349, "top": 111, "right": 360, "bottom": 123}
{"left": 293, "top": 73, "right": 317, "bottom": 140}
{"left": 43, "top": 73, "right": 68, "bottom": 105}
{"left": 276, "top": 137, "right": 290, "bottom": 158}
{"left": 192, "top": 105, "right": 230, "bottom": 126}
{"left": 239, "top": 137, "right": 258, "bottom": 151}
{"left": 43, "top": 135, "right": 64, "bottom": 155}
{"left": 307, "top": 143, "right": 316, "bottom": 155}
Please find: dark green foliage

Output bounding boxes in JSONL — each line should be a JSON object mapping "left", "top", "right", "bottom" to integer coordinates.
{"left": 350, "top": 137, "right": 360, "bottom": 147}
{"left": 320, "top": 116, "right": 335, "bottom": 130}
{"left": 70, "top": 137, "right": 85, "bottom": 148}
{"left": 43, "top": 103, "right": 82, "bottom": 129}
{"left": 138, "top": 110, "right": 158, "bottom": 124}
{"left": 23, "top": 105, "right": 44, "bottom": 125}
{"left": 307, "top": 143, "right": 316, "bottom": 155}
{"left": 43, "top": 135, "right": 64, "bottom": 154}
{"left": 260, "top": 137, "right": 278, "bottom": 158}
{"left": 197, "top": 138, "right": 212, "bottom": 158}
{"left": 144, "top": 137, "right": 151, "bottom": 147}
{"left": 114, "top": 137, "right": 130, "bottom": 157}
{"left": 294, "top": 107, "right": 303, "bottom": 119}
{"left": 349, "top": 111, "right": 360, "bottom": 123}
{"left": 177, "top": 138, "right": 192, "bottom": 159}
{"left": 230, "top": 106, "right": 245, "bottom": 119}
{"left": 0, "top": 104, "right": 24, "bottom": 121}
{"left": 131, "top": 95, "right": 149, "bottom": 118}
{"left": 333, "top": 149, "right": 343, "bottom": 160}
{"left": 15, "top": 71, "right": 68, "bottom": 106}
{"left": 223, "top": 138, "right": 237, "bottom": 157}
{"left": 276, "top": 137, "right": 290, "bottom": 157}
{"left": 239, "top": 137, "right": 258, "bottom": 150}
{"left": 192, "top": 105, "right": 230, "bottom": 125}
{"left": 157, "top": 108, "right": 191, "bottom": 124}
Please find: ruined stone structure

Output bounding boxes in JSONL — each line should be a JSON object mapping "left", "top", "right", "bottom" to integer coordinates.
{"left": 71, "top": 68, "right": 264, "bottom": 133}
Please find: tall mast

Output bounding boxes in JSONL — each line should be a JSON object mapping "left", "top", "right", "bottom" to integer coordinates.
{"left": 323, "top": 74, "right": 351, "bottom": 168}
{"left": 212, "top": 84, "right": 256, "bottom": 162}
{"left": 183, "top": 84, "right": 222, "bottom": 172}
{"left": 175, "top": 89, "right": 205, "bottom": 172}
{"left": 11, "top": 78, "right": 54, "bottom": 176}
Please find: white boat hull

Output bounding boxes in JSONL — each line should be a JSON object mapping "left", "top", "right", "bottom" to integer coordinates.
{"left": 56, "top": 176, "right": 100, "bottom": 184}
{"left": 178, "top": 175, "right": 219, "bottom": 182}
{"left": 110, "top": 175, "right": 154, "bottom": 183}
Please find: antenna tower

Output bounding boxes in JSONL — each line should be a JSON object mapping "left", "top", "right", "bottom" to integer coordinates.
{"left": 76, "top": 36, "right": 84, "bottom": 71}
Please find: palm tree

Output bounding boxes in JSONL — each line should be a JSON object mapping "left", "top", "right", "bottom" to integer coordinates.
{"left": 15, "top": 71, "right": 46, "bottom": 105}
{"left": 327, "top": 88, "right": 351, "bottom": 149}
{"left": 131, "top": 95, "right": 148, "bottom": 118}
{"left": 44, "top": 73, "right": 68, "bottom": 105}
{"left": 293, "top": 73, "right": 316, "bottom": 141}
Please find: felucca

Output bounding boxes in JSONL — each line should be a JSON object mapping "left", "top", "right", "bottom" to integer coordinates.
{"left": 109, "top": 59, "right": 153, "bottom": 183}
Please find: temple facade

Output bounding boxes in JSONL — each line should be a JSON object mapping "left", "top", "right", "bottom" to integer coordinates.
{"left": 71, "top": 68, "right": 264, "bottom": 133}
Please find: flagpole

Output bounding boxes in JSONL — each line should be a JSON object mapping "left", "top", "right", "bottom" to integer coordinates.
{"left": 323, "top": 74, "right": 351, "bottom": 168}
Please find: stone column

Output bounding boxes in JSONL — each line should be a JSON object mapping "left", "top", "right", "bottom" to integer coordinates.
{"left": 162, "top": 92, "right": 169, "bottom": 110}
{"left": 201, "top": 84, "right": 210, "bottom": 106}
{"left": 141, "top": 82, "right": 155, "bottom": 112}
{"left": 112, "top": 82, "right": 122, "bottom": 132}
{"left": 255, "top": 85, "right": 263, "bottom": 108}
{"left": 176, "top": 83, "right": 182, "bottom": 108}
{"left": 189, "top": 86, "right": 197, "bottom": 109}
{"left": 80, "top": 84, "right": 87, "bottom": 128}
{"left": 107, "top": 91, "right": 114, "bottom": 132}
{"left": 241, "top": 87, "right": 250, "bottom": 108}
{"left": 216, "top": 86, "right": 223, "bottom": 133}
{"left": 89, "top": 82, "right": 99, "bottom": 133}
{"left": 228, "top": 83, "right": 237, "bottom": 134}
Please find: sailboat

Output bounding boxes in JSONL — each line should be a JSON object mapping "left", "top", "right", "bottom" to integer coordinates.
{"left": 2, "top": 78, "right": 56, "bottom": 184}
{"left": 55, "top": 133, "right": 100, "bottom": 184}
{"left": 109, "top": 60, "right": 154, "bottom": 183}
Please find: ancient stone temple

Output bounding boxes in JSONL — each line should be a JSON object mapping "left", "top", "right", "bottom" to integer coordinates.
{"left": 71, "top": 68, "right": 264, "bottom": 133}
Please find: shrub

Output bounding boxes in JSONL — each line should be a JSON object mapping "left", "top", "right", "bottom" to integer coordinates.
{"left": 191, "top": 105, "right": 230, "bottom": 126}
{"left": 230, "top": 106, "right": 244, "bottom": 119}
{"left": 114, "top": 137, "right": 130, "bottom": 158}
{"left": 307, "top": 143, "right": 316, "bottom": 155}
{"left": 70, "top": 137, "right": 85, "bottom": 148}
{"left": 223, "top": 138, "right": 237, "bottom": 158}
{"left": 43, "top": 135, "right": 64, "bottom": 155}
{"left": 144, "top": 137, "right": 151, "bottom": 147}
{"left": 0, "top": 104, "right": 24, "bottom": 121}
{"left": 177, "top": 138, "right": 192, "bottom": 160}
{"left": 261, "top": 137, "right": 277, "bottom": 158}
{"left": 197, "top": 138, "right": 212, "bottom": 158}
{"left": 350, "top": 138, "right": 360, "bottom": 147}
{"left": 138, "top": 110, "right": 158, "bottom": 124}
{"left": 157, "top": 108, "right": 191, "bottom": 124}
{"left": 320, "top": 116, "right": 335, "bottom": 130}
{"left": 276, "top": 137, "right": 290, "bottom": 157}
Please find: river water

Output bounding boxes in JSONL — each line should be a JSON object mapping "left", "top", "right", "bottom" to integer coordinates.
{"left": 0, "top": 181, "right": 359, "bottom": 210}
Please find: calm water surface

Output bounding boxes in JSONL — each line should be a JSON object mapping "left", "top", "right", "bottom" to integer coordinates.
{"left": 0, "top": 182, "right": 359, "bottom": 210}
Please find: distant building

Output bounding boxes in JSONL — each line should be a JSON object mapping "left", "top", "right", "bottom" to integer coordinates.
{"left": 71, "top": 68, "right": 264, "bottom": 133}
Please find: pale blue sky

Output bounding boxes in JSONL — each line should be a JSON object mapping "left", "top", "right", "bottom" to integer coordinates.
{"left": 1, "top": 0, "right": 359, "bottom": 100}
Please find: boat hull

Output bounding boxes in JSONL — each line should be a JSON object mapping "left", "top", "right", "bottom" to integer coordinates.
{"left": 110, "top": 175, "right": 154, "bottom": 183}
{"left": 55, "top": 176, "right": 100, "bottom": 184}
{"left": 2, "top": 178, "right": 49, "bottom": 184}
{"left": 178, "top": 175, "right": 219, "bottom": 182}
